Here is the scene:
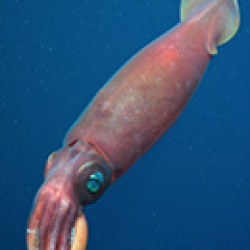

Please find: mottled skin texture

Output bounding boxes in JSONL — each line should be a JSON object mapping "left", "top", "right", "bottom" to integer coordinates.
{"left": 66, "top": 20, "right": 211, "bottom": 177}
{"left": 27, "top": 0, "right": 241, "bottom": 248}
{"left": 28, "top": 9, "right": 214, "bottom": 250}
{"left": 27, "top": 141, "right": 111, "bottom": 249}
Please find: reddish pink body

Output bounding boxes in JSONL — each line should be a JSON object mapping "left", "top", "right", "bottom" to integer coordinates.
{"left": 27, "top": 1, "right": 240, "bottom": 249}
{"left": 65, "top": 20, "right": 211, "bottom": 178}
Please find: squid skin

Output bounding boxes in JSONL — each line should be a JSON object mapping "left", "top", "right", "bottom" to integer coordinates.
{"left": 27, "top": 0, "right": 240, "bottom": 249}
{"left": 27, "top": 140, "right": 112, "bottom": 250}
{"left": 65, "top": 0, "right": 240, "bottom": 177}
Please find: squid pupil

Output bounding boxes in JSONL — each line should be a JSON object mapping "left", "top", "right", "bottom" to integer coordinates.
{"left": 86, "top": 171, "right": 104, "bottom": 193}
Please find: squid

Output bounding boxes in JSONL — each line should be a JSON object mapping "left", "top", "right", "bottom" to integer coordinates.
{"left": 27, "top": 0, "right": 240, "bottom": 249}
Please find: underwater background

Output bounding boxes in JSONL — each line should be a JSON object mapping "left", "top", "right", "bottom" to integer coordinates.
{"left": 0, "top": 0, "right": 249, "bottom": 249}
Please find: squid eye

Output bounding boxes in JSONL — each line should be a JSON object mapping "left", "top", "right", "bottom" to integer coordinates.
{"left": 76, "top": 160, "right": 112, "bottom": 205}
{"left": 86, "top": 171, "right": 104, "bottom": 193}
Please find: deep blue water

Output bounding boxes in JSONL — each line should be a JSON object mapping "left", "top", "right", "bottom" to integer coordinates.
{"left": 1, "top": 1, "right": 249, "bottom": 249}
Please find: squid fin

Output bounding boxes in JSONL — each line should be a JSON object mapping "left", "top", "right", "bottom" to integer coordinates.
{"left": 180, "top": 0, "right": 240, "bottom": 54}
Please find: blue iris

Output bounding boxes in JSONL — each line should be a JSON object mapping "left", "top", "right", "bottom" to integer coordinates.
{"left": 86, "top": 171, "right": 104, "bottom": 193}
